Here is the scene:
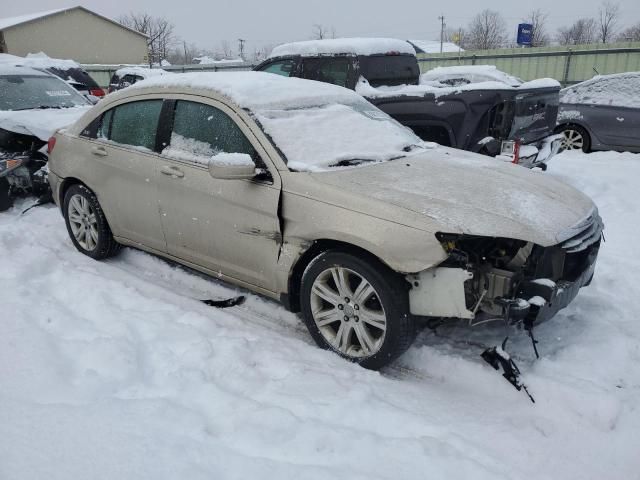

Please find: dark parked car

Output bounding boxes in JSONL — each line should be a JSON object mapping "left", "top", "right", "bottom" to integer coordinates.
{"left": 255, "top": 39, "right": 562, "bottom": 168}
{"left": 555, "top": 72, "right": 640, "bottom": 153}
{"left": 0, "top": 64, "right": 90, "bottom": 211}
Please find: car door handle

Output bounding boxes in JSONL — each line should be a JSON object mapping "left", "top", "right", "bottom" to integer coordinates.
{"left": 91, "top": 146, "right": 108, "bottom": 157}
{"left": 160, "top": 165, "right": 184, "bottom": 178}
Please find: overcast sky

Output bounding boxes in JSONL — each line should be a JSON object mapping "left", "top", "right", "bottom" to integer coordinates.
{"left": 3, "top": 0, "right": 640, "bottom": 55}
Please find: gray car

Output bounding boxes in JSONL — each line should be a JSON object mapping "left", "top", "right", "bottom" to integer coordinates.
{"left": 555, "top": 72, "right": 640, "bottom": 153}
{"left": 48, "top": 72, "right": 602, "bottom": 370}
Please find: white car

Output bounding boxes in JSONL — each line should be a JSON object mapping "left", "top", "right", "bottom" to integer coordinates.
{"left": 49, "top": 72, "right": 602, "bottom": 370}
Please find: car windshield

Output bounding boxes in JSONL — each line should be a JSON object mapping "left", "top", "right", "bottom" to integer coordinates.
{"left": 0, "top": 74, "right": 89, "bottom": 111}
{"left": 253, "top": 98, "right": 424, "bottom": 172}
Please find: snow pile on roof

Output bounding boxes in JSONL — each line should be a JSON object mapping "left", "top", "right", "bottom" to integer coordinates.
{"left": 0, "top": 52, "right": 81, "bottom": 70}
{"left": 269, "top": 38, "right": 416, "bottom": 58}
{"left": 193, "top": 56, "right": 244, "bottom": 65}
{"left": 0, "top": 63, "right": 49, "bottom": 76}
{"left": 408, "top": 40, "right": 462, "bottom": 53}
{"left": 129, "top": 71, "right": 360, "bottom": 110}
{"left": 115, "top": 66, "right": 171, "bottom": 79}
{"left": 0, "top": 7, "right": 67, "bottom": 30}
{"left": 560, "top": 72, "right": 640, "bottom": 108}
{"left": 421, "top": 65, "right": 524, "bottom": 87}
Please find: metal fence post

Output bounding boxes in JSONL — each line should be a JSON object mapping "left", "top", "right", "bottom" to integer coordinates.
{"left": 563, "top": 49, "right": 573, "bottom": 86}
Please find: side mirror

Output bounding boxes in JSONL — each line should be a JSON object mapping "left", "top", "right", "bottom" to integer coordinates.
{"left": 208, "top": 153, "right": 256, "bottom": 180}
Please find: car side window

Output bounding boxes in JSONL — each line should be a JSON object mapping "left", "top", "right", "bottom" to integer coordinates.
{"left": 260, "top": 60, "right": 296, "bottom": 77}
{"left": 98, "top": 100, "right": 163, "bottom": 151}
{"left": 162, "top": 100, "right": 258, "bottom": 166}
{"left": 302, "top": 57, "right": 350, "bottom": 87}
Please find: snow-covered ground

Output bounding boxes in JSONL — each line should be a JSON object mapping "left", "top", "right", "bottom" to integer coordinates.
{"left": 1, "top": 150, "right": 639, "bottom": 479}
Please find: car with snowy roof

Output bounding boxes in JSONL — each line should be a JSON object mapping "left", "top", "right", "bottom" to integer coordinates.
{"left": 48, "top": 72, "right": 602, "bottom": 370}
{"left": 0, "top": 53, "right": 106, "bottom": 100}
{"left": 555, "top": 72, "right": 640, "bottom": 153}
{"left": 0, "top": 64, "right": 91, "bottom": 211}
{"left": 108, "top": 67, "right": 172, "bottom": 93}
{"left": 255, "top": 38, "right": 563, "bottom": 169}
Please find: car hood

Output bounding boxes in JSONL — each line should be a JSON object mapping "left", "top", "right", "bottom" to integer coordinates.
{"left": 308, "top": 147, "right": 596, "bottom": 246}
{"left": 0, "top": 106, "right": 91, "bottom": 141}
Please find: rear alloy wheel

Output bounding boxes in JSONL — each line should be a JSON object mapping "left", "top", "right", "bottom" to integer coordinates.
{"left": 63, "top": 184, "right": 120, "bottom": 260}
{"left": 300, "top": 251, "right": 415, "bottom": 370}
{"left": 558, "top": 125, "right": 591, "bottom": 152}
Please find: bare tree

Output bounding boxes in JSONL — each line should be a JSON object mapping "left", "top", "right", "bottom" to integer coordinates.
{"left": 217, "top": 40, "right": 234, "bottom": 59}
{"left": 118, "top": 13, "right": 176, "bottom": 65}
{"left": 598, "top": 1, "right": 620, "bottom": 43}
{"left": 557, "top": 18, "right": 597, "bottom": 45}
{"left": 312, "top": 24, "right": 336, "bottom": 40}
{"left": 443, "top": 27, "right": 467, "bottom": 48}
{"left": 466, "top": 9, "right": 508, "bottom": 50}
{"left": 617, "top": 22, "right": 640, "bottom": 41}
{"left": 522, "top": 9, "right": 550, "bottom": 47}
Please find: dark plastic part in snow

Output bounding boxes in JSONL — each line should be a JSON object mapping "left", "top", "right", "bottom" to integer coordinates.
{"left": 201, "top": 295, "right": 246, "bottom": 308}
{"left": 482, "top": 337, "right": 535, "bottom": 403}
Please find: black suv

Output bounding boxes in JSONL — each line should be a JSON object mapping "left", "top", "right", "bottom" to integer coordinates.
{"left": 255, "top": 39, "right": 562, "bottom": 168}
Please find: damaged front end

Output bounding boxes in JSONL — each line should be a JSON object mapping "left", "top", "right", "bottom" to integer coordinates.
{"left": 407, "top": 211, "right": 603, "bottom": 400}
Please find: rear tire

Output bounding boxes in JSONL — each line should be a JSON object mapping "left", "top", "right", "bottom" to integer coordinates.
{"left": 63, "top": 184, "right": 120, "bottom": 260}
{"left": 300, "top": 250, "right": 415, "bottom": 370}
{"left": 557, "top": 124, "right": 591, "bottom": 153}
{"left": 0, "top": 177, "right": 12, "bottom": 212}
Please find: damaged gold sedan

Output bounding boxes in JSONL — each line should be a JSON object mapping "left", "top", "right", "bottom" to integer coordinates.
{"left": 48, "top": 72, "right": 602, "bottom": 370}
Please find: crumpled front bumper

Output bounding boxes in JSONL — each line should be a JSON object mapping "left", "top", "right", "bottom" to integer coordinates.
{"left": 516, "top": 241, "right": 600, "bottom": 325}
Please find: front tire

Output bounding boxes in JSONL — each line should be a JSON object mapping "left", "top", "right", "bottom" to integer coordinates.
{"left": 557, "top": 124, "right": 591, "bottom": 152}
{"left": 63, "top": 184, "right": 120, "bottom": 259}
{"left": 300, "top": 250, "right": 415, "bottom": 370}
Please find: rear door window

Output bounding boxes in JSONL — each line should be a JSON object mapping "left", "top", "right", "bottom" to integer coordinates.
{"left": 301, "top": 57, "right": 350, "bottom": 87}
{"left": 162, "top": 100, "right": 256, "bottom": 165}
{"left": 100, "top": 100, "right": 163, "bottom": 151}
{"left": 260, "top": 59, "right": 296, "bottom": 77}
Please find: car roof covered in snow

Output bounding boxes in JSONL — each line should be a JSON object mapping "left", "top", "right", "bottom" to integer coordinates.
{"left": 0, "top": 63, "right": 51, "bottom": 76}
{"left": 126, "top": 71, "right": 362, "bottom": 110}
{"left": 268, "top": 38, "right": 416, "bottom": 58}
{"left": 0, "top": 52, "right": 80, "bottom": 70}
{"left": 114, "top": 66, "right": 171, "bottom": 78}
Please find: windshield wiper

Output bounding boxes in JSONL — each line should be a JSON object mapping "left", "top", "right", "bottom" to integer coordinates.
{"left": 12, "top": 105, "right": 62, "bottom": 111}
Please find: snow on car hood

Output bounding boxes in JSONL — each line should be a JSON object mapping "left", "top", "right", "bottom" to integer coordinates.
{"left": 0, "top": 106, "right": 91, "bottom": 141}
{"left": 309, "top": 147, "right": 596, "bottom": 247}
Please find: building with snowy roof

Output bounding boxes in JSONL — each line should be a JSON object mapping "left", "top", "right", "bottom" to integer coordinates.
{"left": 0, "top": 6, "right": 148, "bottom": 64}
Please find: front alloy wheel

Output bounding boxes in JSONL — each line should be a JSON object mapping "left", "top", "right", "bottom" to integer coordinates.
{"left": 310, "top": 266, "right": 387, "bottom": 358}
{"left": 300, "top": 250, "right": 415, "bottom": 370}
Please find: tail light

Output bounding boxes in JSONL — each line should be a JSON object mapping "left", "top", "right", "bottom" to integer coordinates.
{"left": 89, "top": 88, "right": 105, "bottom": 97}
{"left": 47, "top": 136, "right": 57, "bottom": 154}
{"left": 512, "top": 140, "right": 520, "bottom": 164}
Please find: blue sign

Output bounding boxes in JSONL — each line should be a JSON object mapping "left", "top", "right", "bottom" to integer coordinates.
{"left": 517, "top": 23, "right": 533, "bottom": 46}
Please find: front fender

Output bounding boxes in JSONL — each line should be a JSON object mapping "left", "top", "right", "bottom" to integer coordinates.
{"left": 276, "top": 191, "right": 447, "bottom": 293}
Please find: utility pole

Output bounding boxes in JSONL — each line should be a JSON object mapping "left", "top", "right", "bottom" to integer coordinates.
{"left": 438, "top": 15, "right": 446, "bottom": 53}
{"left": 183, "top": 40, "right": 188, "bottom": 64}
{"left": 238, "top": 38, "right": 246, "bottom": 61}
